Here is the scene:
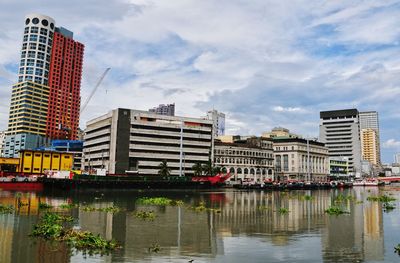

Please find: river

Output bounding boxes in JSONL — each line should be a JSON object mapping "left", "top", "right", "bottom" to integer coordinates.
{"left": 0, "top": 187, "right": 399, "bottom": 263}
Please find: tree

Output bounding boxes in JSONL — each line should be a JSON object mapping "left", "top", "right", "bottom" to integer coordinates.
{"left": 158, "top": 160, "right": 171, "bottom": 177}
{"left": 202, "top": 161, "right": 213, "bottom": 176}
{"left": 212, "top": 166, "right": 222, "bottom": 176}
{"left": 192, "top": 162, "right": 203, "bottom": 176}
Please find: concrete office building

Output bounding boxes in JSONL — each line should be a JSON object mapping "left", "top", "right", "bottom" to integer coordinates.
{"left": 394, "top": 153, "right": 400, "bottom": 164}
{"left": 82, "top": 108, "right": 213, "bottom": 175}
{"left": 262, "top": 127, "right": 300, "bottom": 139}
{"left": 207, "top": 110, "right": 225, "bottom": 137}
{"left": 214, "top": 136, "right": 274, "bottom": 182}
{"left": 149, "top": 103, "right": 175, "bottom": 116}
{"left": 319, "top": 109, "right": 362, "bottom": 177}
{"left": 359, "top": 111, "right": 381, "bottom": 165}
{"left": 329, "top": 157, "right": 349, "bottom": 179}
{"left": 272, "top": 137, "right": 329, "bottom": 182}
{"left": 0, "top": 131, "right": 5, "bottom": 157}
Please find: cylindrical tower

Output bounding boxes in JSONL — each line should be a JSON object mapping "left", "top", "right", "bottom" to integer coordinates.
{"left": 18, "top": 14, "right": 55, "bottom": 85}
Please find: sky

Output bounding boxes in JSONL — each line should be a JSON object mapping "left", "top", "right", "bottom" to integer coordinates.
{"left": 0, "top": 0, "right": 400, "bottom": 163}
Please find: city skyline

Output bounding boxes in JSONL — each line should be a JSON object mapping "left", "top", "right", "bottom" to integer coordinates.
{"left": 0, "top": 1, "right": 400, "bottom": 163}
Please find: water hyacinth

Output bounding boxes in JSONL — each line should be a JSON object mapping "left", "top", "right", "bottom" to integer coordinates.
{"left": 325, "top": 206, "right": 349, "bottom": 215}
{"left": 135, "top": 210, "right": 156, "bottom": 220}
{"left": 136, "top": 197, "right": 184, "bottom": 206}
{"left": 30, "top": 212, "right": 120, "bottom": 255}
{"left": 0, "top": 204, "right": 14, "bottom": 214}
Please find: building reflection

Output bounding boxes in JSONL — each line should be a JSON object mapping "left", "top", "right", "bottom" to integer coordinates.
{"left": 0, "top": 189, "right": 386, "bottom": 262}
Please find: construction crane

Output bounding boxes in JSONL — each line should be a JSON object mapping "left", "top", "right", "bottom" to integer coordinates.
{"left": 80, "top": 67, "right": 111, "bottom": 114}
{"left": 58, "top": 68, "right": 110, "bottom": 140}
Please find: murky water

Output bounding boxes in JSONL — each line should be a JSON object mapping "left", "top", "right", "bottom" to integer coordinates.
{"left": 1, "top": 187, "right": 400, "bottom": 263}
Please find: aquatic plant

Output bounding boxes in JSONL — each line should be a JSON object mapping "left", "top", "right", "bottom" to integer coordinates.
{"left": 0, "top": 204, "right": 14, "bottom": 214}
{"left": 82, "top": 206, "right": 121, "bottom": 213}
{"left": 334, "top": 194, "right": 354, "bottom": 203}
{"left": 193, "top": 202, "right": 207, "bottom": 212}
{"left": 38, "top": 202, "right": 53, "bottom": 209}
{"left": 395, "top": 244, "right": 400, "bottom": 255}
{"left": 135, "top": 210, "right": 156, "bottom": 220}
{"left": 367, "top": 195, "right": 396, "bottom": 203}
{"left": 325, "top": 206, "right": 349, "bottom": 215}
{"left": 59, "top": 203, "right": 78, "bottom": 209}
{"left": 82, "top": 206, "right": 96, "bottom": 212}
{"left": 300, "top": 195, "right": 314, "bottom": 201}
{"left": 383, "top": 202, "right": 396, "bottom": 212}
{"left": 148, "top": 242, "right": 160, "bottom": 253}
{"left": 97, "top": 206, "right": 121, "bottom": 213}
{"left": 136, "top": 197, "right": 184, "bottom": 206}
{"left": 278, "top": 208, "right": 289, "bottom": 214}
{"left": 31, "top": 212, "right": 120, "bottom": 255}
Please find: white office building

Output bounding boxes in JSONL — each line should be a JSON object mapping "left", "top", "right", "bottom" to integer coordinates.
{"left": 319, "top": 109, "right": 362, "bottom": 177}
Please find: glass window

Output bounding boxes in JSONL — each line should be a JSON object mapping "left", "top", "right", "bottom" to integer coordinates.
{"left": 283, "top": 155, "right": 289, "bottom": 171}
{"left": 29, "top": 34, "right": 38, "bottom": 41}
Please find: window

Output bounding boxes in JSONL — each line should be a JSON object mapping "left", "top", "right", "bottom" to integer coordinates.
{"left": 29, "top": 34, "right": 38, "bottom": 41}
{"left": 283, "top": 155, "right": 289, "bottom": 171}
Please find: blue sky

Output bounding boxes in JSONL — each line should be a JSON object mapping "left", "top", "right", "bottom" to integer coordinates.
{"left": 0, "top": 0, "right": 400, "bottom": 163}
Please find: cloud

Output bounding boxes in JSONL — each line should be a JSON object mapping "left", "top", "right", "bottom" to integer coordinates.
{"left": 1, "top": 0, "right": 400, "bottom": 163}
{"left": 272, "top": 106, "right": 307, "bottom": 113}
{"left": 383, "top": 139, "right": 400, "bottom": 149}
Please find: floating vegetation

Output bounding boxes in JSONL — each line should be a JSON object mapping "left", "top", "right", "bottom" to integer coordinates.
{"left": 148, "top": 242, "right": 160, "bottom": 253}
{"left": 136, "top": 197, "right": 184, "bottom": 206}
{"left": 258, "top": 205, "right": 271, "bottom": 211}
{"left": 82, "top": 206, "right": 121, "bottom": 213}
{"left": 31, "top": 212, "right": 120, "bottom": 255}
{"left": 97, "top": 206, "right": 121, "bottom": 213}
{"left": 135, "top": 210, "right": 156, "bottom": 221}
{"left": 395, "top": 244, "right": 400, "bottom": 255}
{"left": 59, "top": 203, "right": 79, "bottom": 209}
{"left": 278, "top": 208, "right": 289, "bottom": 214}
{"left": 82, "top": 206, "right": 96, "bottom": 212}
{"left": 38, "top": 202, "right": 53, "bottom": 209}
{"left": 325, "top": 206, "right": 349, "bottom": 215}
{"left": 334, "top": 194, "right": 355, "bottom": 203}
{"left": 383, "top": 202, "right": 396, "bottom": 212}
{"left": 301, "top": 195, "right": 314, "bottom": 201}
{"left": 191, "top": 202, "right": 221, "bottom": 213}
{"left": 367, "top": 195, "right": 396, "bottom": 203}
{"left": 356, "top": 201, "right": 364, "bottom": 204}
{"left": 0, "top": 204, "right": 14, "bottom": 214}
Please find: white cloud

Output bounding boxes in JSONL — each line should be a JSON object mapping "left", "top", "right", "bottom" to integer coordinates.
{"left": 383, "top": 139, "right": 400, "bottom": 149}
{"left": 272, "top": 106, "right": 307, "bottom": 113}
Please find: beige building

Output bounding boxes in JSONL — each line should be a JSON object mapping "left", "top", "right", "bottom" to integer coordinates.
{"left": 214, "top": 136, "right": 274, "bottom": 182}
{"left": 361, "top": 128, "right": 380, "bottom": 166}
{"left": 272, "top": 138, "right": 329, "bottom": 182}
{"left": 262, "top": 127, "right": 300, "bottom": 139}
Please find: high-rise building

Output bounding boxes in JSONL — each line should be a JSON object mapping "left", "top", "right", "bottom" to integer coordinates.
{"left": 149, "top": 103, "right": 175, "bottom": 116}
{"left": 46, "top": 27, "right": 84, "bottom": 140}
{"left": 360, "top": 129, "right": 379, "bottom": 166}
{"left": 359, "top": 111, "right": 381, "bottom": 165}
{"left": 4, "top": 14, "right": 84, "bottom": 157}
{"left": 319, "top": 109, "right": 362, "bottom": 177}
{"left": 394, "top": 153, "right": 400, "bottom": 164}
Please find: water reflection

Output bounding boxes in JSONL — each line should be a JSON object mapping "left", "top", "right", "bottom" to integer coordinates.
{"left": 0, "top": 188, "right": 396, "bottom": 262}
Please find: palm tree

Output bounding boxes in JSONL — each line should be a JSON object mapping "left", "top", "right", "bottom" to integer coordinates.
{"left": 212, "top": 166, "right": 222, "bottom": 176}
{"left": 202, "top": 161, "right": 213, "bottom": 176}
{"left": 158, "top": 160, "right": 171, "bottom": 177}
{"left": 192, "top": 162, "right": 203, "bottom": 176}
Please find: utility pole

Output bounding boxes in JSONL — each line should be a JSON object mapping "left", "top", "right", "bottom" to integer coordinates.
{"left": 179, "top": 120, "right": 183, "bottom": 177}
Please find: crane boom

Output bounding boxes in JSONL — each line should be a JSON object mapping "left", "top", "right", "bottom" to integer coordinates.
{"left": 80, "top": 67, "right": 111, "bottom": 114}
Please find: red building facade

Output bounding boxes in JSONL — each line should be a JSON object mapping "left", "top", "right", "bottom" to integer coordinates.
{"left": 46, "top": 29, "right": 84, "bottom": 140}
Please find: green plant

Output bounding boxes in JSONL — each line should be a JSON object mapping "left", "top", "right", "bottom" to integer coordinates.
{"left": 325, "top": 206, "right": 349, "bottom": 215}
{"left": 301, "top": 195, "right": 313, "bottom": 201}
{"left": 30, "top": 212, "right": 120, "bottom": 255}
{"left": 97, "top": 206, "right": 121, "bottom": 213}
{"left": 59, "top": 203, "right": 78, "bottom": 209}
{"left": 334, "top": 194, "right": 354, "bottom": 203}
{"left": 395, "top": 244, "right": 400, "bottom": 255}
{"left": 367, "top": 195, "right": 396, "bottom": 203}
{"left": 148, "top": 242, "right": 160, "bottom": 253}
{"left": 0, "top": 204, "right": 14, "bottom": 214}
{"left": 278, "top": 208, "right": 289, "bottom": 214}
{"left": 158, "top": 160, "right": 171, "bottom": 177}
{"left": 38, "top": 202, "right": 53, "bottom": 209}
{"left": 136, "top": 197, "right": 183, "bottom": 206}
{"left": 383, "top": 203, "right": 396, "bottom": 212}
{"left": 135, "top": 210, "right": 156, "bottom": 220}
{"left": 192, "top": 162, "right": 203, "bottom": 176}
